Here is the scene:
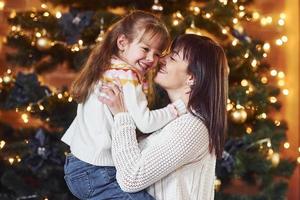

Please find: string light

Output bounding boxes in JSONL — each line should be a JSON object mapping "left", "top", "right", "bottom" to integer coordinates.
{"left": 261, "top": 76, "right": 268, "bottom": 84}
{"left": 56, "top": 11, "right": 62, "bottom": 19}
{"left": 269, "top": 96, "right": 277, "bottom": 103}
{"left": 246, "top": 127, "right": 252, "bottom": 134}
{"left": 283, "top": 142, "right": 290, "bottom": 149}
{"left": 277, "top": 71, "right": 285, "bottom": 78}
{"left": 278, "top": 80, "right": 285, "bottom": 86}
{"left": 270, "top": 69, "right": 278, "bottom": 76}
{"left": 0, "top": 140, "right": 5, "bottom": 149}
{"left": 263, "top": 42, "right": 271, "bottom": 52}
{"left": 282, "top": 89, "right": 289, "bottom": 95}
{"left": 274, "top": 120, "right": 281, "bottom": 126}
{"left": 0, "top": 0, "right": 5, "bottom": 10}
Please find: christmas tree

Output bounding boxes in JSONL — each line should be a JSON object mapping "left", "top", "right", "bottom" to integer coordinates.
{"left": 0, "top": 0, "right": 297, "bottom": 199}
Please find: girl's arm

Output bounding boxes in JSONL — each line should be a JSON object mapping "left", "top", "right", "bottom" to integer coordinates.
{"left": 111, "top": 112, "right": 209, "bottom": 192}
{"left": 122, "top": 81, "right": 186, "bottom": 133}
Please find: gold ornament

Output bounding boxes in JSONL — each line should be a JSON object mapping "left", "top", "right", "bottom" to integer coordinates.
{"left": 270, "top": 152, "right": 280, "bottom": 167}
{"left": 36, "top": 37, "right": 51, "bottom": 50}
{"left": 214, "top": 178, "right": 221, "bottom": 191}
{"left": 230, "top": 107, "right": 247, "bottom": 124}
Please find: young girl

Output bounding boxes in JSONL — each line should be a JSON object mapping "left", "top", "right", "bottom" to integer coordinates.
{"left": 61, "top": 10, "right": 186, "bottom": 199}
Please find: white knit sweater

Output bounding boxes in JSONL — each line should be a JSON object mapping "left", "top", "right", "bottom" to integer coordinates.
{"left": 61, "top": 60, "right": 186, "bottom": 166}
{"left": 112, "top": 112, "right": 216, "bottom": 200}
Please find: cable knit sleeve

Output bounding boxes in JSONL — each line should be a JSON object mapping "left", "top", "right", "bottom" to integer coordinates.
{"left": 111, "top": 112, "right": 210, "bottom": 193}
{"left": 120, "top": 70, "right": 186, "bottom": 133}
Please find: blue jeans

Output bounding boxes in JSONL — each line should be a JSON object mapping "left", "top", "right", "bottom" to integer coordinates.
{"left": 64, "top": 154, "right": 155, "bottom": 200}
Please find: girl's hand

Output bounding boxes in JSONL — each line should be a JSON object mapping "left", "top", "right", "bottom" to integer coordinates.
{"left": 98, "top": 82, "right": 127, "bottom": 115}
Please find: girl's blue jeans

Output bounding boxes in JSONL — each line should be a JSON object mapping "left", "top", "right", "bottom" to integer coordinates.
{"left": 64, "top": 153, "right": 155, "bottom": 200}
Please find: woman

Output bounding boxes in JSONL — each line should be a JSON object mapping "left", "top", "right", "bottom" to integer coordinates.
{"left": 99, "top": 34, "right": 228, "bottom": 200}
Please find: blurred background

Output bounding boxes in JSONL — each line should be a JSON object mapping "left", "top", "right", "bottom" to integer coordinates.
{"left": 0, "top": 0, "right": 299, "bottom": 199}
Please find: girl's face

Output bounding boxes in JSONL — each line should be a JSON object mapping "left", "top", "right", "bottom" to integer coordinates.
{"left": 154, "top": 49, "right": 190, "bottom": 91}
{"left": 117, "top": 32, "right": 163, "bottom": 75}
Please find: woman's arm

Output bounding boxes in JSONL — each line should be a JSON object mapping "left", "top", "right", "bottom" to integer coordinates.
{"left": 111, "top": 112, "right": 209, "bottom": 192}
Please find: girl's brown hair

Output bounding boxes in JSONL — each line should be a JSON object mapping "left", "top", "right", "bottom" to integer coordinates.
{"left": 71, "top": 10, "right": 170, "bottom": 103}
{"left": 170, "top": 34, "right": 228, "bottom": 158}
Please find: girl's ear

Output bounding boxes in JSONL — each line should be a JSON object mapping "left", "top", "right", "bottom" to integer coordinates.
{"left": 117, "top": 34, "right": 129, "bottom": 51}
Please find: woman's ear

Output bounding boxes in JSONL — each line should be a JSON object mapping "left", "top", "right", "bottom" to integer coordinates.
{"left": 185, "top": 75, "right": 195, "bottom": 86}
{"left": 117, "top": 34, "right": 128, "bottom": 51}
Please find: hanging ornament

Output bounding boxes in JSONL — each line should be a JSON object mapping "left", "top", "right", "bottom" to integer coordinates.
{"left": 96, "top": 18, "right": 105, "bottom": 42}
{"left": 230, "top": 105, "right": 247, "bottom": 124}
{"left": 36, "top": 37, "right": 52, "bottom": 50}
{"left": 151, "top": 0, "right": 163, "bottom": 13}
{"left": 185, "top": 21, "right": 201, "bottom": 36}
{"left": 172, "top": 11, "right": 184, "bottom": 26}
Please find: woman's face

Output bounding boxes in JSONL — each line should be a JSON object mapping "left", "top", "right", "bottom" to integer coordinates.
{"left": 154, "top": 49, "right": 190, "bottom": 91}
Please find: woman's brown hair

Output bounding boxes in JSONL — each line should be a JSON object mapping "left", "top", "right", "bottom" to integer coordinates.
{"left": 71, "top": 10, "right": 170, "bottom": 103}
{"left": 170, "top": 34, "right": 228, "bottom": 158}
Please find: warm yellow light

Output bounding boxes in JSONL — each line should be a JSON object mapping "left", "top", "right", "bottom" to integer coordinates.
{"left": 30, "top": 13, "right": 35, "bottom": 18}
{"left": 8, "top": 158, "right": 15, "bottom": 165}
{"left": 68, "top": 97, "right": 73, "bottom": 102}
{"left": 261, "top": 76, "right": 268, "bottom": 84}
{"left": 3, "top": 75, "right": 11, "bottom": 83}
{"left": 238, "top": 11, "right": 245, "bottom": 18}
{"left": 205, "top": 13, "right": 211, "bottom": 18}
{"left": 257, "top": 113, "right": 267, "bottom": 119}
{"left": 222, "top": 28, "right": 228, "bottom": 34}
{"left": 263, "top": 43, "right": 271, "bottom": 52}
{"left": 282, "top": 89, "right": 289, "bottom": 95}
{"left": 10, "top": 10, "right": 17, "bottom": 18}
{"left": 39, "top": 105, "right": 44, "bottom": 110}
{"left": 41, "top": 4, "right": 48, "bottom": 9}
{"left": 298, "top": 147, "right": 300, "bottom": 153}
{"left": 297, "top": 157, "right": 300, "bottom": 164}
{"left": 268, "top": 149, "right": 274, "bottom": 155}
{"left": 0, "top": 140, "right": 5, "bottom": 149}
{"left": 276, "top": 39, "right": 283, "bottom": 46}
{"left": 246, "top": 127, "right": 252, "bottom": 134}
{"left": 232, "top": 39, "right": 238, "bottom": 46}
{"left": 192, "top": 6, "right": 200, "bottom": 15}
{"left": 0, "top": 1, "right": 5, "bottom": 10}
{"left": 267, "top": 141, "right": 272, "bottom": 148}
{"left": 43, "top": 12, "right": 50, "bottom": 17}
{"left": 27, "top": 106, "right": 32, "bottom": 112}
{"left": 251, "top": 59, "right": 257, "bottom": 67}
{"left": 7, "top": 69, "right": 11, "bottom": 74}
{"left": 278, "top": 19, "right": 285, "bottom": 26}
{"left": 241, "top": 79, "right": 249, "bottom": 87}
{"left": 173, "top": 19, "right": 179, "bottom": 26}
{"left": 239, "top": 6, "right": 245, "bottom": 11}
{"left": 266, "top": 16, "right": 273, "bottom": 23}
{"left": 277, "top": 71, "right": 285, "bottom": 78}
{"left": 227, "top": 103, "right": 234, "bottom": 111}
{"left": 232, "top": 0, "right": 238, "bottom": 3}
{"left": 36, "top": 32, "right": 42, "bottom": 38}
{"left": 281, "top": 36, "right": 288, "bottom": 42}
{"left": 283, "top": 142, "right": 290, "bottom": 149}
{"left": 260, "top": 18, "right": 268, "bottom": 26}
{"left": 280, "top": 13, "right": 286, "bottom": 19}
{"left": 278, "top": 80, "right": 285, "bottom": 86}
{"left": 244, "top": 52, "right": 249, "bottom": 58}
{"left": 274, "top": 120, "right": 281, "bottom": 126}
{"left": 219, "top": 0, "right": 228, "bottom": 5}
{"left": 21, "top": 113, "right": 29, "bottom": 123}
{"left": 58, "top": 93, "right": 63, "bottom": 99}
{"left": 252, "top": 11, "right": 260, "bottom": 20}
{"left": 263, "top": 53, "right": 268, "bottom": 58}
{"left": 270, "top": 69, "right": 278, "bottom": 76}
{"left": 56, "top": 11, "right": 62, "bottom": 19}
{"left": 269, "top": 96, "right": 277, "bottom": 103}
{"left": 233, "top": 18, "right": 238, "bottom": 24}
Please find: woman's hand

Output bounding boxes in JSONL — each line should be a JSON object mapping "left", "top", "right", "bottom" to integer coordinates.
{"left": 98, "top": 82, "right": 127, "bottom": 115}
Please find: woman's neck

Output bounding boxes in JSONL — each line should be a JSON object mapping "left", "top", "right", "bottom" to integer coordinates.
{"left": 167, "top": 89, "right": 189, "bottom": 106}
